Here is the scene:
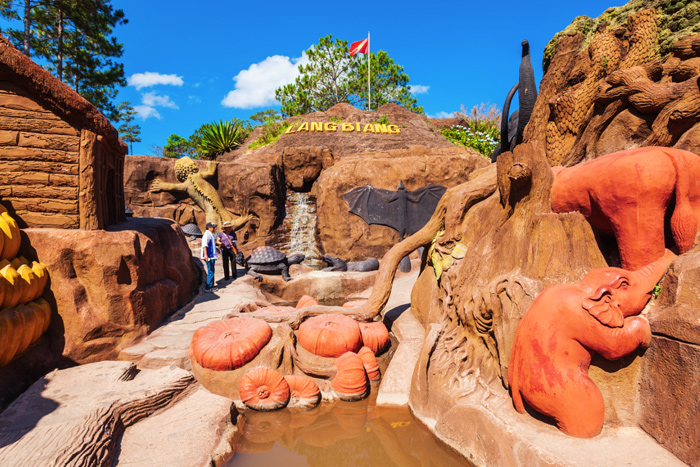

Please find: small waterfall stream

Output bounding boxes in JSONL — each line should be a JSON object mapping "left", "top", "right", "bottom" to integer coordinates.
{"left": 279, "top": 191, "right": 323, "bottom": 268}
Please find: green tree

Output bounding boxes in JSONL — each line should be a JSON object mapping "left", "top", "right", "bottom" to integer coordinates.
{"left": 249, "top": 108, "right": 281, "bottom": 125}
{"left": 116, "top": 101, "right": 141, "bottom": 155}
{"left": 353, "top": 50, "right": 422, "bottom": 114}
{"left": 163, "top": 134, "right": 190, "bottom": 159}
{"left": 0, "top": 0, "right": 34, "bottom": 55}
{"left": 1, "top": 0, "right": 127, "bottom": 120}
{"left": 274, "top": 34, "right": 423, "bottom": 117}
{"left": 163, "top": 119, "right": 253, "bottom": 159}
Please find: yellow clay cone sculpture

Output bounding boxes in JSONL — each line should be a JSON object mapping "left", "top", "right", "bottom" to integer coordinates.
{"left": 0, "top": 264, "right": 25, "bottom": 308}
{"left": 13, "top": 304, "right": 34, "bottom": 357}
{"left": 0, "top": 306, "right": 23, "bottom": 366}
{"left": 0, "top": 207, "right": 20, "bottom": 260}
{"left": 31, "top": 262, "right": 48, "bottom": 296}
{"left": 0, "top": 306, "right": 16, "bottom": 367}
{"left": 31, "top": 298, "right": 51, "bottom": 335}
{"left": 17, "top": 264, "right": 38, "bottom": 304}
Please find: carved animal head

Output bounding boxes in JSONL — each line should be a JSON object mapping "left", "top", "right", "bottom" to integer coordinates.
{"left": 174, "top": 156, "right": 199, "bottom": 182}
{"left": 287, "top": 254, "right": 305, "bottom": 265}
{"left": 579, "top": 250, "right": 674, "bottom": 327}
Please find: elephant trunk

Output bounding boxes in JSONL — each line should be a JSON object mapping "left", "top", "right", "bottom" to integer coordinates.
{"left": 631, "top": 249, "right": 675, "bottom": 291}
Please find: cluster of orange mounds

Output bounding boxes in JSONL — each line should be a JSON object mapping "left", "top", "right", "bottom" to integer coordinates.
{"left": 239, "top": 368, "right": 322, "bottom": 411}
{"left": 0, "top": 207, "right": 51, "bottom": 368}
{"left": 297, "top": 314, "right": 390, "bottom": 358}
{"left": 191, "top": 294, "right": 392, "bottom": 411}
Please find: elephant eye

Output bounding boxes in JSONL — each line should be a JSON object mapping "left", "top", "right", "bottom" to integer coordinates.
{"left": 615, "top": 278, "right": 630, "bottom": 289}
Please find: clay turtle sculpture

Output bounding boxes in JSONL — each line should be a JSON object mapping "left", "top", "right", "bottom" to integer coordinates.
{"left": 321, "top": 255, "right": 379, "bottom": 272}
{"left": 246, "top": 246, "right": 305, "bottom": 282}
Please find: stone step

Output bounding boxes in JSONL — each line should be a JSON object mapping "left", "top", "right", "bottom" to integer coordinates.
{"left": 114, "top": 386, "right": 239, "bottom": 467}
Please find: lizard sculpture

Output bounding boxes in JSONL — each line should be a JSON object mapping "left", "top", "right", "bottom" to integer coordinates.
{"left": 150, "top": 156, "right": 252, "bottom": 231}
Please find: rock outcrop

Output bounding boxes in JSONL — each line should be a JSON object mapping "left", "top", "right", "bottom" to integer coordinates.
{"left": 19, "top": 217, "right": 199, "bottom": 363}
{"left": 316, "top": 145, "right": 489, "bottom": 260}
{"left": 124, "top": 103, "right": 489, "bottom": 259}
{"left": 0, "top": 361, "right": 238, "bottom": 467}
{"left": 525, "top": 6, "right": 700, "bottom": 166}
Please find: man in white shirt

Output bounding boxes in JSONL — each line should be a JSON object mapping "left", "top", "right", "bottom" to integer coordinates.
{"left": 201, "top": 222, "right": 218, "bottom": 292}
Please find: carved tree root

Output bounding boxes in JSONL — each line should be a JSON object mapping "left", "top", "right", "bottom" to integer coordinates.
{"left": 361, "top": 165, "right": 499, "bottom": 319}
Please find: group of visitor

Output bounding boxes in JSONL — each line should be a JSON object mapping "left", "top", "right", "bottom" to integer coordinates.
{"left": 200, "top": 221, "right": 241, "bottom": 293}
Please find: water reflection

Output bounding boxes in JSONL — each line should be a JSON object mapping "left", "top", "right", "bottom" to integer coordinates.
{"left": 226, "top": 392, "right": 471, "bottom": 467}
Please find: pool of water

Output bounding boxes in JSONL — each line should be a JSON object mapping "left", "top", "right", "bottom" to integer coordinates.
{"left": 223, "top": 393, "right": 472, "bottom": 467}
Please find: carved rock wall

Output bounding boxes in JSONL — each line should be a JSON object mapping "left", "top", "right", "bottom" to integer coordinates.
{"left": 315, "top": 146, "right": 489, "bottom": 261}
{"left": 124, "top": 156, "right": 285, "bottom": 250}
{"left": 0, "top": 82, "right": 80, "bottom": 228}
{"left": 408, "top": 144, "right": 612, "bottom": 421}
{"left": 124, "top": 104, "right": 484, "bottom": 257}
{"left": 525, "top": 8, "right": 700, "bottom": 166}
{"left": 641, "top": 250, "right": 700, "bottom": 466}
{"left": 18, "top": 217, "right": 199, "bottom": 363}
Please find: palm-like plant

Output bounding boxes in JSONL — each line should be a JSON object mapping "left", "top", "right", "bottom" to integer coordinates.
{"left": 197, "top": 120, "right": 245, "bottom": 158}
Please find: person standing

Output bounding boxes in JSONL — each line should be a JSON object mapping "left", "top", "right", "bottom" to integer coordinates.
{"left": 201, "top": 222, "right": 218, "bottom": 292}
{"left": 217, "top": 221, "right": 239, "bottom": 281}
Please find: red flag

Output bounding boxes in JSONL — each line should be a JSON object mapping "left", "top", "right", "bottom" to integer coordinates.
{"left": 349, "top": 38, "right": 369, "bottom": 56}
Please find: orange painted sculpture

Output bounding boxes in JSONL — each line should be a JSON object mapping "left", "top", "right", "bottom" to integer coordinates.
{"left": 297, "top": 314, "right": 363, "bottom": 358}
{"left": 508, "top": 250, "right": 674, "bottom": 438}
{"left": 551, "top": 146, "right": 700, "bottom": 271}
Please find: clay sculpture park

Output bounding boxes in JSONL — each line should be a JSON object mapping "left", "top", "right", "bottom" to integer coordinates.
{"left": 1, "top": 0, "right": 700, "bottom": 466}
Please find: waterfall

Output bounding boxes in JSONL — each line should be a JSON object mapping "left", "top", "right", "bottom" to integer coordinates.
{"left": 282, "top": 191, "right": 323, "bottom": 268}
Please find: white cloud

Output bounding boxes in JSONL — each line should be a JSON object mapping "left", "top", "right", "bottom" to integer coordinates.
{"left": 188, "top": 95, "right": 202, "bottom": 104}
{"left": 142, "top": 91, "right": 178, "bottom": 109}
{"left": 410, "top": 84, "right": 430, "bottom": 94}
{"left": 134, "top": 105, "right": 161, "bottom": 120}
{"left": 427, "top": 111, "right": 454, "bottom": 119}
{"left": 128, "top": 72, "right": 184, "bottom": 90}
{"left": 221, "top": 53, "right": 308, "bottom": 109}
{"left": 133, "top": 92, "right": 177, "bottom": 120}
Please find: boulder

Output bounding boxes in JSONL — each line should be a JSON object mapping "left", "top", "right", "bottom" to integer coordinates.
{"left": 315, "top": 146, "right": 489, "bottom": 260}
{"left": 282, "top": 146, "right": 334, "bottom": 191}
{"left": 217, "top": 160, "right": 285, "bottom": 248}
{"left": 19, "top": 217, "right": 199, "bottom": 363}
{"left": 640, "top": 251, "right": 700, "bottom": 466}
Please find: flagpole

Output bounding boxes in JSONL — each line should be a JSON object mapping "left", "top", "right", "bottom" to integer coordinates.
{"left": 368, "top": 31, "right": 371, "bottom": 111}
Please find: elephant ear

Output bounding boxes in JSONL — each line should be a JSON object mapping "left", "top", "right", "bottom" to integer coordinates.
{"left": 581, "top": 296, "right": 624, "bottom": 328}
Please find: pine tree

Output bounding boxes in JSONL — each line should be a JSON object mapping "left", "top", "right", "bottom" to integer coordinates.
{"left": 1, "top": 0, "right": 127, "bottom": 120}
{"left": 275, "top": 34, "right": 423, "bottom": 117}
{"left": 116, "top": 101, "right": 141, "bottom": 155}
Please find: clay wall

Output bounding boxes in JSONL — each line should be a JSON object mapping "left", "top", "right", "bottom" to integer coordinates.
{"left": 0, "top": 81, "right": 125, "bottom": 229}
{"left": 0, "top": 81, "right": 80, "bottom": 228}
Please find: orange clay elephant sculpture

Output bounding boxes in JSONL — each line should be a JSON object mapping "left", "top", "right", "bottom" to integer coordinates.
{"left": 551, "top": 146, "right": 700, "bottom": 271}
{"left": 508, "top": 250, "right": 675, "bottom": 438}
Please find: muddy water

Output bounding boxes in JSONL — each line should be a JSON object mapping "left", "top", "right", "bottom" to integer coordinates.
{"left": 224, "top": 393, "right": 472, "bottom": 467}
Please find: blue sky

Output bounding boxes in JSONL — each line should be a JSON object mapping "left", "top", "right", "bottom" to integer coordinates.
{"left": 8, "top": 1, "right": 622, "bottom": 155}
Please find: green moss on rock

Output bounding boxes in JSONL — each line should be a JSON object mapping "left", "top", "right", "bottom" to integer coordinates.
{"left": 543, "top": 0, "right": 700, "bottom": 73}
